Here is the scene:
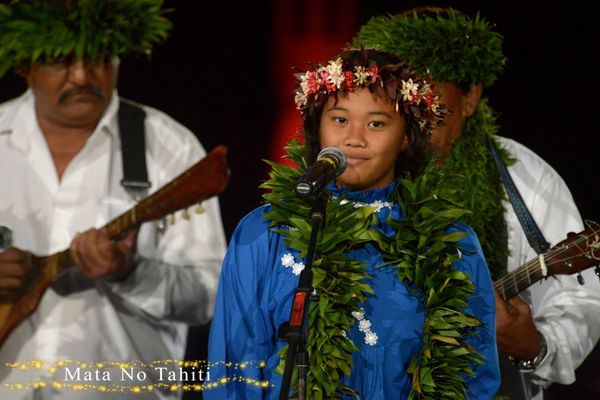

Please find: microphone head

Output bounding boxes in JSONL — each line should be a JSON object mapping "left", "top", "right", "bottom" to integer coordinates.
{"left": 317, "top": 147, "right": 347, "bottom": 176}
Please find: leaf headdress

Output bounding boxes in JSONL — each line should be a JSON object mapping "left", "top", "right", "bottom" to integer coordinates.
{"left": 0, "top": 0, "right": 171, "bottom": 76}
{"left": 353, "top": 7, "right": 505, "bottom": 89}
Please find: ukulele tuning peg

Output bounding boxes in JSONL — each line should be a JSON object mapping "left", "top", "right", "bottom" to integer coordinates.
{"left": 577, "top": 272, "right": 585, "bottom": 285}
{"left": 195, "top": 203, "right": 205, "bottom": 214}
{"left": 182, "top": 209, "right": 190, "bottom": 220}
{"left": 170, "top": 214, "right": 176, "bottom": 225}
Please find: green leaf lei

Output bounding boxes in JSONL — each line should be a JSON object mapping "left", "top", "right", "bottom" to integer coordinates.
{"left": 443, "top": 99, "right": 514, "bottom": 280}
{"left": 261, "top": 141, "right": 485, "bottom": 399}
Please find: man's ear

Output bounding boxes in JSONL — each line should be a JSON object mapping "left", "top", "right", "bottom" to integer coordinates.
{"left": 16, "top": 65, "right": 32, "bottom": 86}
{"left": 462, "top": 83, "right": 483, "bottom": 117}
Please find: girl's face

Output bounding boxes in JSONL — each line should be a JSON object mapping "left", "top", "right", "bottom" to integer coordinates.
{"left": 319, "top": 88, "right": 409, "bottom": 191}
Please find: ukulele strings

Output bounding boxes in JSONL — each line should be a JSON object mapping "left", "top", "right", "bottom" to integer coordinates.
{"left": 494, "top": 224, "right": 600, "bottom": 298}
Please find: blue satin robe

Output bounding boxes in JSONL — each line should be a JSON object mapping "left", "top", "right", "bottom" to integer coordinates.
{"left": 205, "top": 182, "right": 499, "bottom": 399}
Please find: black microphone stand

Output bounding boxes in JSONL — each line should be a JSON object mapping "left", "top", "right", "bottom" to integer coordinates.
{"left": 278, "top": 193, "right": 327, "bottom": 400}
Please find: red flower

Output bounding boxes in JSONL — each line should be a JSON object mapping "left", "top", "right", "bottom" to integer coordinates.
{"left": 343, "top": 71, "right": 355, "bottom": 91}
{"left": 423, "top": 91, "right": 435, "bottom": 107}
{"left": 368, "top": 66, "right": 379, "bottom": 83}
{"left": 307, "top": 71, "right": 319, "bottom": 94}
{"left": 411, "top": 92, "right": 421, "bottom": 104}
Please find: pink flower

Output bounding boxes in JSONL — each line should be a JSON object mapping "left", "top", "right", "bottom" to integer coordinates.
{"left": 319, "top": 71, "right": 336, "bottom": 92}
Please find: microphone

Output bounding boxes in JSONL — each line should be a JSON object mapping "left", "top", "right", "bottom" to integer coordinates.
{"left": 295, "top": 147, "right": 347, "bottom": 198}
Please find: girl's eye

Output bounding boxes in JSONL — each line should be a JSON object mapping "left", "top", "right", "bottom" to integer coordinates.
{"left": 333, "top": 117, "right": 347, "bottom": 125}
{"left": 368, "top": 121, "right": 384, "bottom": 128}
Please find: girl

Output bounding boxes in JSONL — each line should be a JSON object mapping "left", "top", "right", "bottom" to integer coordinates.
{"left": 206, "top": 48, "right": 499, "bottom": 399}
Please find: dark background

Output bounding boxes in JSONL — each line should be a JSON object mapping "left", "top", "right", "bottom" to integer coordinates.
{"left": 1, "top": 0, "right": 598, "bottom": 398}
{"left": 2, "top": 0, "right": 597, "bottom": 238}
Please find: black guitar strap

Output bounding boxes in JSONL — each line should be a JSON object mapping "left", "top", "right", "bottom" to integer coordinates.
{"left": 117, "top": 100, "right": 151, "bottom": 193}
{"left": 489, "top": 137, "right": 550, "bottom": 255}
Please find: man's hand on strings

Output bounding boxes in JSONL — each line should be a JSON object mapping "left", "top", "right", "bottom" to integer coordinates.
{"left": 494, "top": 289, "right": 543, "bottom": 361}
{"left": 70, "top": 228, "right": 139, "bottom": 282}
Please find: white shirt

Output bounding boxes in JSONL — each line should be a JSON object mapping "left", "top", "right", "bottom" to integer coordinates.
{"left": 0, "top": 91, "right": 227, "bottom": 399}
{"left": 500, "top": 136, "right": 600, "bottom": 394}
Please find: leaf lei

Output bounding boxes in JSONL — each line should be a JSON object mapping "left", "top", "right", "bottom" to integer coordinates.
{"left": 382, "top": 167, "right": 484, "bottom": 399}
{"left": 261, "top": 141, "right": 484, "bottom": 399}
{"left": 262, "top": 142, "right": 376, "bottom": 399}
{"left": 442, "top": 99, "right": 514, "bottom": 280}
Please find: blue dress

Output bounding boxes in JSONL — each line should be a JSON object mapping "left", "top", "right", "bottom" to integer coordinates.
{"left": 205, "top": 182, "right": 499, "bottom": 399}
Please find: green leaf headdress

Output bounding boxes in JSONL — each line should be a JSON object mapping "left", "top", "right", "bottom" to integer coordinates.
{"left": 353, "top": 7, "right": 505, "bottom": 89}
{"left": 0, "top": 0, "right": 172, "bottom": 77}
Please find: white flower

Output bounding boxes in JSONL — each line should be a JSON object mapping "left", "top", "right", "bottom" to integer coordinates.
{"left": 328, "top": 73, "right": 345, "bottom": 89}
{"left": 351, "top": 309, "right": 365, "bottom": 321}
{"left": 358, "top": 319, "right": 372, "bottom": 332}
{"left": 321, "top": 58, "right": 344, "bottom": 89}
{"left": 351, "top": 307, "right": 378, "bottom": 345}
{"left": 281, "top": 253, "right": 305, "bottom": 275}
{"left": 353, "top": 66, "right": 370, "bottom": 86}
{"left": 364, "top": 331, "right": 378, "bottom": 346}
{"left": 281, "top": 253, "right": 295, "bottom": 267}
{"left": 299, "top": 74, "right": 309, "bottom": 91}
{"left": 400, "top": 78, "right": 419, "bottom": 101}
{"left": 294, "top": 91, "right": 307, "bottom": 109}
{"left": 333, "top": 196, "right": 394, "bottom": 212}
{"left": 369, "top": 200, "right": 393, "bottom": 213}
{"left": 370, "top": 200, "right": 384, "bottom": 212}
{"left": 325, "top": 57, "right": 343, "bottom": 76}
{"left": 292, "top": 262, "right": 305, "bottom": 275}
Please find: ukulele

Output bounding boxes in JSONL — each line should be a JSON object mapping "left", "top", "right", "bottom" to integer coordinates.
{"left": 495, "top": 222, "right": 600, "bottom": 301}
{"left": 0, "top": 145, "right": 229, "bottom": 348}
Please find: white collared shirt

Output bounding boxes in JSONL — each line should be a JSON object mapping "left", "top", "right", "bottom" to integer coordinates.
{"left": 500, "top": 136, "right": 600, "bottom": 395}
{"left": 0, "top": 90, "right": 227, "bottom": 399}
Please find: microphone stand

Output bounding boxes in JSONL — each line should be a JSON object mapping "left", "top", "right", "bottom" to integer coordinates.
{"left": 278, "top": 193, "right": 327, "bottom": 400}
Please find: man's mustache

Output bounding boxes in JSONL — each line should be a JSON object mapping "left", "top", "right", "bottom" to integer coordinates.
{"left": 59, "top": 86, "right": 104, "bottom": 103}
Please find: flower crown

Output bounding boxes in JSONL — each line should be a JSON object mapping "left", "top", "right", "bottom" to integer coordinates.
{"left": 294, "top": 51, "right": 447, "bottom": 137}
